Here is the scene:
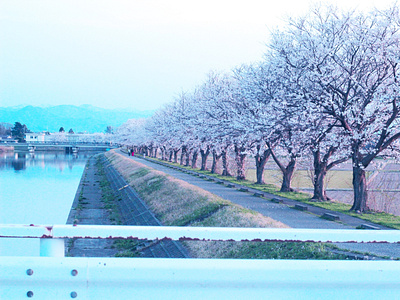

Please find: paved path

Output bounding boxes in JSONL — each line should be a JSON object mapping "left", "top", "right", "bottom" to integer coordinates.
{"left": 123, "top": 152, "right": 400, "bottom": 259}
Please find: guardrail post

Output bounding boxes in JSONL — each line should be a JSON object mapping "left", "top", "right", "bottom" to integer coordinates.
{"left": 40, "top": 239, "right": 65, "bottom": 257}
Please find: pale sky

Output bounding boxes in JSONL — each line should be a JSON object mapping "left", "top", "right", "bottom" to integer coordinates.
{"left": 0, "top": 0, "right": 396, "bottom": 111}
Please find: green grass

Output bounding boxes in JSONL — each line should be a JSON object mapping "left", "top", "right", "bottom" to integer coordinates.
{"left": 113, "top": 239, "right": 142, "bottom": 249}
{"left": 115, "top": 251, "right": 141, "bottom": 257}
{"left": 95, "top": 156, "right": 123, "bottom": 225}
{"left": 183, "top": 239, "right": 348, "bottom": 260}
{"left": 136, "top": 175, "right": 166, "bottom": 195}
{"left": 223, "top": 241, "right": 348, "bottom": 260}
{"left": 129, "top": 167, "right": 151, "bottom": 179}
{"left": 113, "top": 239, "right": 143, "bottom": 257}
{"left": 350, "top": 211, "right": 400, "bottom": 229}
{"left": 170, "top": 202, "right": 227, "bottom": 226}
{"left": 144, "top": 156, "right": 400, "bottom": 230}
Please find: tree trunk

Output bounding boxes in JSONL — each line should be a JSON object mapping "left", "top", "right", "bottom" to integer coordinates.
{"left": 280, "top": 158, "right": 296, "bottom": 192}
{"left": 311, "top": 145, "right": 348, "bottom": 201}
{"left": 168, "top": 150, "right": 173, "bottom": 162}
{"left": 351, "top": 165, "right": 369, "bottom": 212}
{"left": 350, "top": 142, "right": 369, "bottom": 213}
{"left": 161, "top": 147, "right": 166, "bottom": 161}
{"left": 312, "top": 164, "right": 328, "bottom": 201}
{"left": 269, "top": 145, "right": 296, "bottom": 192}
{"left": 211, "top": 150, "right": 222, "bottom": 174}
{"left": 311, "top": 150, "right": 329, "bottom": 201}
{"left": 255, "top": 148, "right": 271, "bottom": 184}
{"left": 173, "top": 149, "right": 180, "bottom": 163}
{"left": 221, "top": 149, "right": 231, "bottom": 176}
{"left": 191, "top": 150, "right": 198, "bottom": 168}
{"left": 153, "top": 147, "right": 158, "bottom": 158}
{"left": 180, "top": 147, "right": 186, "bottom": 165}
{"left": 200, "top": 147, "right": 210, "bottom": 171}
{"left": 235, "top": 145, "right": 246, "bottom": 181}
{"left": 185, "top": 149, "right": 191, "bottom": 167}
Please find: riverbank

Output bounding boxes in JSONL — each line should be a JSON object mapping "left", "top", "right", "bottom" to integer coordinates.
{"left": 67, "top": 150, "right": 393, "bottom": 259}
{"left": 0, "top": 145, "right": 13, "bottom": 152}
{"left": 66, "top": 155, "right": 119, "bottom": 257}
{"left": 115, "top": 149, "right": 400, "bottom": 259}
{"left": 66, "top": 153, "right": 188, "bottom": 258}
{"left": 104, "top": 150, "right": 356, "bottom": 260}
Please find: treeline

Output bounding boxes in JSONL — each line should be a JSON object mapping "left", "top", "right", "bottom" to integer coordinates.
{"left": 0, "top": 123, "right": 12, "bottom": 136}
{"left": 116, "top": 5, "right": 400, "bottom": 213}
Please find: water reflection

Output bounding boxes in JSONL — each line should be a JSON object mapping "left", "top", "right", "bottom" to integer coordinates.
{"left": 0, "top": 151, "right": 93, "bottom": 256}
{"left": 11, "top": 153, "right": 26, "bottom": 171}
{"left": 0, "top": 152, "right": 90, "bottom": 172}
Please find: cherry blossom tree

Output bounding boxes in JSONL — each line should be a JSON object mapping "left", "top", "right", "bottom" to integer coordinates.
{"left": 115, "top": 118, "right": 147, "bottom": 147}
{"left": 234, "top": 61, "right": 307, "bottom": 191}
{"left": 115, "top": 4, "right": 399, "bottom": 213}
{"left": 233, "top": 63, "right": 280, "bottom": 184}
{"left": 190, "top": 72, "right": 240, "bottom": 177}
{"left": 271, "top": 5, "right": 400, "bottom": 210}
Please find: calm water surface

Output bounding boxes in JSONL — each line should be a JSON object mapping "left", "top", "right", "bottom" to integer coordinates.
{"left": 0, "top": 152, "right": 89, "bottom": 256}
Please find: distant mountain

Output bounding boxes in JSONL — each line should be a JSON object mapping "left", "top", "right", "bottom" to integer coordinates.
{"left": 0, "top": 105, "right": 154, "bottom": 133}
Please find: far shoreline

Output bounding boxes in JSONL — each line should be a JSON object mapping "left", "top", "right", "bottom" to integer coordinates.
{"left": 0, "top": 145, "right": 14, "bottom": 152}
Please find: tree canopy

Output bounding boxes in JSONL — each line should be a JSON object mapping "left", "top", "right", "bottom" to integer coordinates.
{"left": 11, "top": 122, "right": 30, "bottom": 142}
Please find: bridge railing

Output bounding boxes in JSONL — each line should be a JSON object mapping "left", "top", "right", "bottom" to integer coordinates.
{"left": 1, "top": 224, "right": 400, "bottom": 299}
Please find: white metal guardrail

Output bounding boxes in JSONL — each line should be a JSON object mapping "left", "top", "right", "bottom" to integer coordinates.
{"left": 1, "top": 224, "right": 400, "bottom": 299}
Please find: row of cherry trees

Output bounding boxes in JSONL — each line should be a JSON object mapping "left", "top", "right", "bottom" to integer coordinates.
{"left": 117, "top": 5, "right": 400, "bottom": 213}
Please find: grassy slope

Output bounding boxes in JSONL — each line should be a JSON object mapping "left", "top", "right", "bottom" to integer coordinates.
{"left": 105, "top": 151, "right": 347, "bottom": 259}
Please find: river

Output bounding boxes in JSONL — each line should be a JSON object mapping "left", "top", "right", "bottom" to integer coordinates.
{"left": 0, "top": 151, "right": 89, "bottom": 256}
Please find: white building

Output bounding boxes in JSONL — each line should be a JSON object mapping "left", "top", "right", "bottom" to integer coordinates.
{"left": 25, "top": 132, "right": 113, "bottom": 144}
{"left": 25, "top": 132, "right": 46, "bottom": 143}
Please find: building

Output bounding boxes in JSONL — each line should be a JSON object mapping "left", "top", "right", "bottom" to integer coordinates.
{"left": 24, "top": 132, "right": 113, "bottom": 145}
{"left": 25, "top": 133, "right": 46, "bottom": 143}
{"left": 0, "top": 135, "right": 17, "bottom": 143}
